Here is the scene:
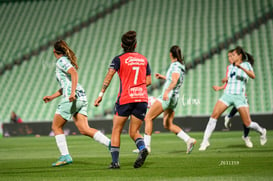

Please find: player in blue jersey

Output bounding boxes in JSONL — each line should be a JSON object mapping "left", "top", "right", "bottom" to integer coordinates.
{"left": 199, "top": 46, "right": 267, "bottom": 151}
{"left": 144, "top": 45, "right": 196, "bottom": 154}
{"left": 43, "top": 40, "right": 110, "bottom": 167}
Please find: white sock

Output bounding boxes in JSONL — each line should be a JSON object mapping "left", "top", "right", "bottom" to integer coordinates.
{"left": 93, "top": 131, "right": 110, "bottom": 147}
{"left": 55, "top": 134, "right": 69, "bottom": 156}
{"left": 247, "top": 122, "right": 263, "bottom": 134}
{"left": 177, "top": 130, "right": 190, "bottom": 143}
{"left": 144, "top": 134, "right": 151, "bottom": 147}
{"left": 203, "top": 117, "right": 217, "bottom": 143}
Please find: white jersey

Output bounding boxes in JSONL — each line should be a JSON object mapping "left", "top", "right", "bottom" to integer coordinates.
{"left": 161, "top": 61, "right": 185, "bottom": 96}
{"left": 56, "top": 56, "right": 87, "bottom": 101}
{"left": 224, "top": 62, "right": 253, "bottom": 95}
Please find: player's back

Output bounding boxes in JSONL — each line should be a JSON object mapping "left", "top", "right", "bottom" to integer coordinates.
{"left": 116, "top": 52, "right": 149, "bottom": 104}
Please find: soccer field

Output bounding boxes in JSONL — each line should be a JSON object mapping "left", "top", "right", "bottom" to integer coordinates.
{"left": 0, "top": 131, "right": 272, "bottom": 181}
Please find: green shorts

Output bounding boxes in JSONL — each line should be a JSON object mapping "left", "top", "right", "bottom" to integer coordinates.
{"left": 157, "top": 94, "right": 179, "bottom": 110}
{"left": 56, "top": 99, "right": 88, "bottom": 120}
{"left": 219, "top": 93, "right": 248, "bottom": 109}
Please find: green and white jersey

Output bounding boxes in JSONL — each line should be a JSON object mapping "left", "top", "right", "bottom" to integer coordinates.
{"left": 224, "top": 62, "right": 253, "bottom": 95}
{"left": 161, "top": 61, "right": 185, "bottom": 97}
{"left": 56, "top": 56, "right": 87, "bottom": 102}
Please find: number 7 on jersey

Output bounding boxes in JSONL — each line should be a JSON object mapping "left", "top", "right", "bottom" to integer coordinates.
{"left": 132, "top": 66, "right": 139, "bottom": 85}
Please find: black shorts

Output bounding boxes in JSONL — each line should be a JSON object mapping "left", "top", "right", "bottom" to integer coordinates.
{"left": 114, "top": 102, "right": 148, "bottom": 121}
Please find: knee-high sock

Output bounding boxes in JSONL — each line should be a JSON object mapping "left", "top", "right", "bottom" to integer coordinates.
{"left": 243, "top": 124, "right": 250, "bottom": 137}
{"left": 247, "top": 122, "right": 263, "bottom": 134}
{"left": 55, "top": 134, "right": 69, "bottom": 156}
{"left": 177, "top": 130, "right": 190, "bottom": 143}
{"left": 110, "top": 146, "right": 120, "bottom": 163}
{"left": 144, "top": 134, "right": 151, "bottom": 147}
{"left": 202, "top": 117, "right": 217, "bottom": 142}
{"left": 135, "top": 138, "right": 146, "bottom": 151}
{"left": 93, "top": 131, "right": 111, "bottom": 147}
{"left": 228, "top": 107, "right": 238, "bottom": 118}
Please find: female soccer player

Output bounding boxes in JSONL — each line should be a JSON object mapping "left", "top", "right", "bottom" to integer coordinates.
{"left": 43, "top": 40, "right": 110, "bottom": 167}
{"left": 213, "top": 49, "right": 252, "bottom": 148}
{"left": 144, "top": 45, "right": 196, "bottom": 154}
{"left": 94, "top": 31, "right": 151, "bottom": 169}
{"left": 199, "top": 46, "right": 267, "bottom": 151}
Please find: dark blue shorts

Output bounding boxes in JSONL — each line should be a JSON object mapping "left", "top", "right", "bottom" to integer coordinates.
{"left": 114, "top": 102, "right": 148, "bottom": 121}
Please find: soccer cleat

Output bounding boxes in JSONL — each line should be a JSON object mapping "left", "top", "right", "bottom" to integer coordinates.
{"left": 132, "top": 146, "right": 151, "bottom": 154}
{"left": 224, "top": 115, "right": 232, "bottom": 129}
{"left": 199, "top": 141, "right": 210, "bottom": 151}
{"left": 109, "top": 162, "right": 120, "bottom": 169}
{"left": 242, "top": 136, "right": 253, "bottom": 148}
{"left": 186, "top": 138, "right": 196, "bottom": 154}
{"left": 52, "top": 154, "right": 73, "bottom": 167}
{"left": 260, "top": 128, "right": 267, "bottom": 146}
{"left": 134, "top": 148, "right": 149, "bottom": 168}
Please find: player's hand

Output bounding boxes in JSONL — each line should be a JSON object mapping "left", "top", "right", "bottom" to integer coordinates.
{"left": 163, "top": 92, "right": 169, "bottom": 101}
{"left": 212, "top": 85, "right": 220, "bottom": 91}
{"left": 43, "top": 96, "right": 53, "bottom": 103}
{"left": 155, "top": 73, "right": 162, "bottom": 79}
{"left": 69, "top": 92, "right": 76, "bottom": 102}
{"left": 94, "top": 96, "right": 102, "bottom": 107}
{"left": 221, "top": 77, "right": 228, "bottom": 83}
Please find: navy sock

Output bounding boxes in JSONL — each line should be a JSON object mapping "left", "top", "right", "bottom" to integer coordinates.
{"left": 110, "top": 146, "right": 120, "bottom": 163}
{"left": 243, "top": 124, "right": 250, "bottom": 138}
{"left": 228, "top": 107, "right": 238, "bottom": 118}
{"left": 135, "top": 138, "right": 145, "bottom": 151}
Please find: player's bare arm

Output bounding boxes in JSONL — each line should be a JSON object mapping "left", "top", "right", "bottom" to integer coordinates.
{"left": 43, "top": 89, "right": 63, "bottom": 103}
{"left": 67, "top": 67, "right": 78, "bottom": 102}
{"left": 163, "top": 72, "right": 179, "bottom": 100}
{"left": 94, "top": 68, "right": 116, "bottom": 107}
{"left": 212, "top": 84, "right": 226, "bottom": 91}
{"left": 155, "top": 73, "right": 166, "bottom": 80}
{"left": 235, "top": 63, "right": 255, "bottom": 79}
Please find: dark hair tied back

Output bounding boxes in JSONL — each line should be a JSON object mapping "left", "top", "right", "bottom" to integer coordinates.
{"left": 121, "top": 31, "right": 137, "bottom": 52}
{"left": 234, "top": 46, "right": 254, "bottom": 66}
{"left": 170, "top": 45, "right": 184, "bottom": 64}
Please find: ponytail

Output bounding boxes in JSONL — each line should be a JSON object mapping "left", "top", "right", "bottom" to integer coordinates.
{"left": 54, "top": 40, "right": 78, "bottom": 69}
{"left": 234, "top": 46, "right": 254, "bottom": 66}
{"left": 170, "top": 45, "right": 184, "bottom": 64}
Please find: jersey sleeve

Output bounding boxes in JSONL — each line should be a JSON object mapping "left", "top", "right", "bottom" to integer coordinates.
{"left": 242, "top": 62, "right": 253, "bottom": 71}
{"left": 56, "top": 57, "right": 73, "bottom": 72}
{"left": 146, "top": 62, "right": 151, "bottom": 76}
{"left": 172, "top": 63, "right": 182, "bottom": 74}
{"left": 109, "top": 56, "right": 120, "bottom": 71}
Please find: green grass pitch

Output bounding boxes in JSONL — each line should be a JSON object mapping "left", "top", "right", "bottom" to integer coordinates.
{"left": 0, "top": 131, "right": 272, "bottom": 181}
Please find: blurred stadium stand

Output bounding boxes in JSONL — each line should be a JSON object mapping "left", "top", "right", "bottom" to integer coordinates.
{"left": 0, "top": 0, "right": 272, "bottom": 124}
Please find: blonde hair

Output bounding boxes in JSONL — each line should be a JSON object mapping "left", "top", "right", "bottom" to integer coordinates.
{"left": 54, "top": 40, "right": 78, "bottom": 69}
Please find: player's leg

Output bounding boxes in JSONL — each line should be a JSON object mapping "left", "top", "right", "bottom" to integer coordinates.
{"left": 144, "top": 100, "right": 164, "bottom": 152}
{"left": 130, "top": 113, "right": 149, "bottom": 168}
{"left": 243, "top": 124, "right": 250, "bottom": 138}
{"left": 73, "top": 113, "right": 110, "bottom": 148}
{"left": 224, "top": 106, "right": 238, "bottom": 128}
{"left": 241, "top": 123, "right": 252, "bottom": 148}
{"left": 199, "top": 100, "right": 228, "bottom": 151}
{"left": 51, "top": 114, "right": 72, "bottom": 167}
{"left": 163, "top": 109, "right": 196, "bottom": 154}
{"left": 109, "top": 115, "right": 128, "bottom": 168}
{"left": 237, "top": 106, "right": 267, "bottom": 146}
